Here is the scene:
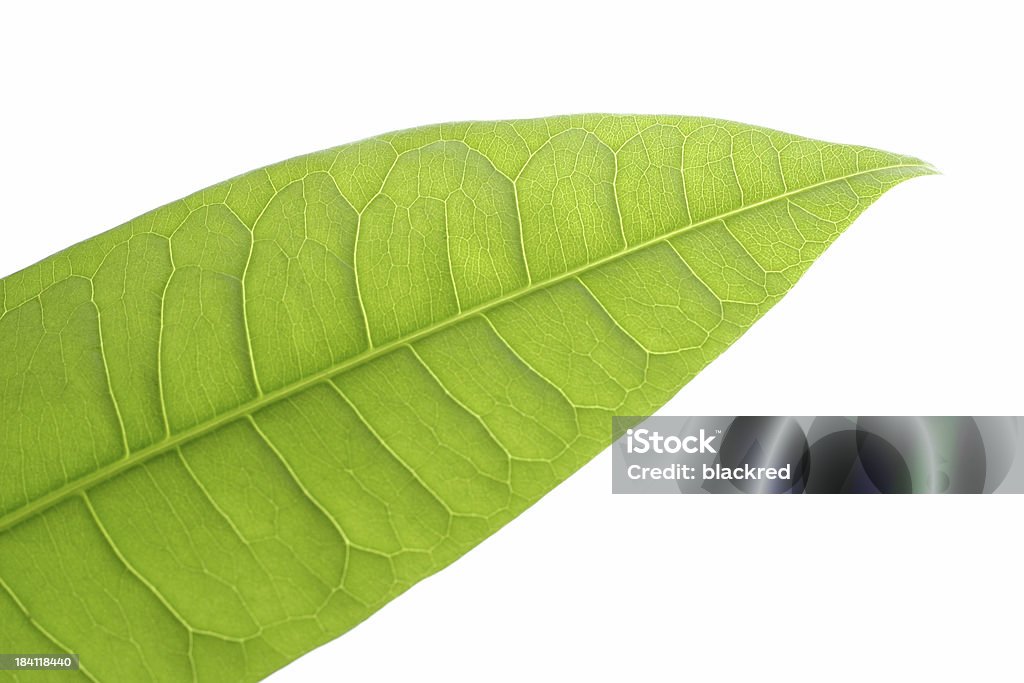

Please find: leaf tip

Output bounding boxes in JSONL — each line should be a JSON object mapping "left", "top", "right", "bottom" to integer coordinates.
{"left": 905, "top": 156, "right": 940, "bottom": 176}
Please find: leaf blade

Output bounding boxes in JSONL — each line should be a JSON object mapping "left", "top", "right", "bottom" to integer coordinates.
{"left": 0, "top": 115, "right": 933, "bottom": 681}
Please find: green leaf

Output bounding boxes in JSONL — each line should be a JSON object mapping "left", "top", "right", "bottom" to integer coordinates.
{"left": 0, "top": 115, "right": 932, "bottom": 681}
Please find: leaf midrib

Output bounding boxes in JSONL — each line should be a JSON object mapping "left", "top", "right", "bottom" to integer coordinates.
{"left": 0, "top": 161, "right": 929, "bottom": 534}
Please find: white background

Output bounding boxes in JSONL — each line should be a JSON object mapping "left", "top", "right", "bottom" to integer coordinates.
{"left": 2, "top": 1, "right": 1022, "bottom": 681}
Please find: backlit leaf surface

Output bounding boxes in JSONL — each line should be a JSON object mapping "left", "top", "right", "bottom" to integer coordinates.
{"left": 0, "top": 115, "right": 932, "bottom": 681}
